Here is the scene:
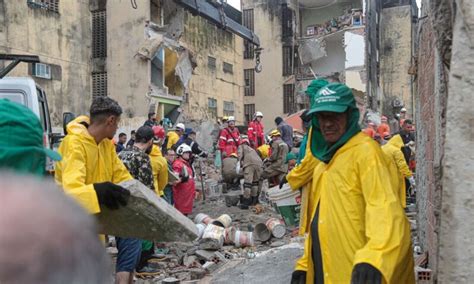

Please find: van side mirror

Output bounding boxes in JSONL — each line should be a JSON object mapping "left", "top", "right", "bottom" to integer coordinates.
{"left": 63, "top": 112, "right": 76, "bottom": 135}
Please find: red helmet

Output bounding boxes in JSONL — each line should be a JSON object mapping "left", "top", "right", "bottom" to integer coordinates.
{"left": 152, "top": 125, "right": 165, "bottom": 139}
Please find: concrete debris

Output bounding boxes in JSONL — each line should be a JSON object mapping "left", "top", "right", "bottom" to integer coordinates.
{"left": 96, "top": 180, "right": 198, "bottom": 241}
{"left": 175, "top": 50, "right": 194, "bottom": 91}
{"left": 195, "top": 249, "right": 215, "bottom": 261}
{"left": 298, "top": 37, "right": 327, "bottom": 65}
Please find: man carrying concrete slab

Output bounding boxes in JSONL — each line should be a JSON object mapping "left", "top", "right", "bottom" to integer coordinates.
{"left": 55, "top": 96, "right": 138, "bottom": 284}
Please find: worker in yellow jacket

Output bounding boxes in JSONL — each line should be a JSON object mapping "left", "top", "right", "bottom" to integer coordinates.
{"left": 287, "top": 80, "right": 414, "bottom": 284}
{"left": 150, "top": 126, "right": 169, "bottom": 196}
{"left": 55, "top": 97, "right": 140, "bottom": 284}
{"left": 166, "top": 123, "right": 185, "bottom": 150}
{"left": 382, "top": 134, "right": 415, "bottom": 208}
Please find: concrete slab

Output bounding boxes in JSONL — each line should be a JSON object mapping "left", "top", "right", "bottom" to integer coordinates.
{"left": 95, "top": 180, "right": 198, "bottom": 241}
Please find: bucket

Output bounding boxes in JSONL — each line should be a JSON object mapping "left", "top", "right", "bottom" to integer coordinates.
{"left": 267, "top": 184, "right": 301, "bottom": 227}
{"left": 194, "top": 213, "right": 214, "bottom": 225}
{"left": 224, "top": 226, "right": 237, "bottom": 244}
{"left": 212, "top": 214, "right": 232, "bottom": 228}
{"left": 254, "top": 223, "right": 271, "bottom": 242}
{"left": 202, "top": 224, "right": 225, "bottom": 247}
{"left": 205, "top": 179, "right": 220, "bottom": 198}
{"left": 233, "top": 230, "right": 254, "bottom": 248}
{"left": 224, "top": 192, "right": 240, "bottom": 207}
{"left": 265, "top": 218, "right": 286, "bottom": 239}
{"left": 196, "top": 223, "right": 206, "bottom": 239}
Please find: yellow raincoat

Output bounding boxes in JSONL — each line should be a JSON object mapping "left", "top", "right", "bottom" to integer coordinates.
{"left": 294, "top": 133, "right": 414, "bottom": 283}
{"left": 382, "top": 134, "right": 413, "bottom": 208}
{"left": 166, "top": 131, "right": 180, "bottom": 149}
{"left": 149, "top": 145, "right": 168, "bottom": 196}
{"left": 54, "top": 116, "right": 132, "bottom": 214}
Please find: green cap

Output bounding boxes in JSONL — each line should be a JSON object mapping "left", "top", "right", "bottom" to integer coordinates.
{"left": 0, "top": 99, "right": 61, "bottom": 174}
{"left": 307, "top": 82, "right": 356, "bottom": 115}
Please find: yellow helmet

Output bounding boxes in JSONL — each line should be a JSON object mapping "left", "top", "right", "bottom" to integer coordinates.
{"left": 222, "top": 116, "right": 229, "bottom": 122}
{"left": 270, "top": 129, "right": 281, "bottom": 137}
{"left": 230, "top": 153, "right": 238, "bottom": 158}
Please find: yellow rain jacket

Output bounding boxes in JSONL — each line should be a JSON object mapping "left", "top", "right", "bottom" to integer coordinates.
{"left": 149, "top": 145, "right": 168, "bottom": 196}
{"left": 54, "top": 116, "right": 132, "bottom": 214}
{"left": 166, "top": 131, "right": 180, "bottom": 149}
{"left": 382, "top": 134, "right": 413, "bottom": 208}
{"left": 294, "top": 133, "right": 414, "bottom": 283}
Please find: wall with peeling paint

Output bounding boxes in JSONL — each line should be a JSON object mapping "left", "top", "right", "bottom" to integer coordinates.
{"left": 0, "top": 1, "right": 92, "bottom": 130}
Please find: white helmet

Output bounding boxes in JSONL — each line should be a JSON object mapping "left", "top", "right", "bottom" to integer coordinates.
{"left": 400, "top": 108, "right": 407, "bottom": 113}
{"left": 176, "top": 144, "right": 192, "bottom": 156}
{"left": 227, "top": 116, "right": 235, "bottom": 122}
{"left": 176, "top": 123, "right": 185, "bottom": 131}
{"left": 255, "top": 111, "right": 263, "bottom": 117}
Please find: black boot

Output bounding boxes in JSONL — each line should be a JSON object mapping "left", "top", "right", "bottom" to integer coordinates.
{"left": 251, "top": 196, "right": 258, "bottom": 206}
{"left": 239, "top": 196, "right": 252, "bottom": 209}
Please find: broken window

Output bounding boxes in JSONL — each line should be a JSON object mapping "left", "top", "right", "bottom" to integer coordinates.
{"left": 244, "top": 104, "right": 255, "bottom": 123}
{"left": 223, "top": 101, "right": 234, "bottom": 116}
{"left": 208, "top": 56, "right": 216, "bottom": 70}
{"left": 92, "top": 10, "right": 107, "bottom": 58}
{"left": 27, "top": 0, "right": 59, "bottom": 13}
{"left": 243, "top": 9, "right": 254, "bottom": 59}
{"left": 92, "top": 72, "right": 107, "bottom": 97}
{"left": 283, "top": 84, "right": 295, "bottom": 114}
{"left": 208, "top": 98, "right": 217, "bottom": 118}
{"left": 282, "top": 46, "right": 294, "bottom": 76}
{"left": 281, "top": 4, "right": 293, "bottom": 38}
{"left": 223, "top": 62, "right": 233, "bottom": 74}
{"left": 244, "top": 69, "right": 255, "bottom": 96}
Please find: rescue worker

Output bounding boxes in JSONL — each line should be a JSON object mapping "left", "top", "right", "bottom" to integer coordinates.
{"left": 144, "top": 112, "right": 157, "bottom": 128}
{"left": 118, "top": 126, "right": 156, "bottom": 274}
{"left": 261, "top": 130, "right": 289, "bottom": 185}
{"left": 54, "top": 97, "right": 138, "bottom": 284}
{"left": 163, "top": 148, "right": 177, "bottom": 205}
{"left": 237, "top": 135, "right": 263, "bottom": 206}
{"left": 382, "top": 134, "right": 415, "bottom": 208}
{"left": 247, "top": 111, "right": 265, "bottom": 149}
{"left": 116, "top": 133, "right": 127, "bottom": 153}
{"left": 126, "top": 130, "right": 136, "bottom": 148}
{"left": 399, "top": 107, "right": 407, "bottom": 126}
{"left": 289, "top": 80, "right": 414, "bottom": 284}
{"left": 183, "top": 130, "right": 208, "bottom": 160}
{"left": 377, "top": 115, "right": 391, "bottom": 137}
{"left": 166, "top": 123, "right": 185, "bottom": 150}
{"left": 256, "top": 143, "right": 270, "bottom": 160}
{"left": 172, "top": 144, "right": 196, "bottom": 216}
{"left": 218, "top": 116, "right": 240, "bottom": 158}
{"left": 150, "top": 125, "right": 169, "bottom": 197}
{"left": 221, "top": 153, "right": 241, "bottom": 188}
{"left": 274, "top": 116, "right": 294, "bottom": 149}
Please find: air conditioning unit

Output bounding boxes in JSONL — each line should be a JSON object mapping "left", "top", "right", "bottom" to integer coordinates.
{"left": 33, "top": 63, "right": 51, "bottom": 79}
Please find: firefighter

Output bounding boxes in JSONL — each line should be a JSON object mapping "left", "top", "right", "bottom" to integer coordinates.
{"left": 218, "top": 116, "right": 240, "bottom": 158}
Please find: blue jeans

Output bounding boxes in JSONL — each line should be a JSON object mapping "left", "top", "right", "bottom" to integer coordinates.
{"left": 115, "top": 237, "right": 142, "bottom": 272}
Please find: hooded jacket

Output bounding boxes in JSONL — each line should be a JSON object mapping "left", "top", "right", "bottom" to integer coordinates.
{"left": 294, "top": 133, "right": 414, "bottom": 283}
{"left": 149, "top": 145, "right": 169, "bottom": 196}
{"left": 54, "top": 116, "right": 133, "bottom": 214}
{"left": 172, "top": 158, "right": 195, "bottom": 214}
{"left": 382, "top": 134, "right": 413, "bottom": 208}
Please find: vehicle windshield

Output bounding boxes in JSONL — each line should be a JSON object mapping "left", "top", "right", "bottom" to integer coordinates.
{"left": 0, "top": 90, "right": 27, "bottom": 106}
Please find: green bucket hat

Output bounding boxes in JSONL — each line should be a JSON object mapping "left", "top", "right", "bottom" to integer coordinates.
{"left": 0, "top": 99, "right": 61, "bottom": 175}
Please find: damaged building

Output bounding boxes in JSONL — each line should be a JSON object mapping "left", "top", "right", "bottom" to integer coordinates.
{"left": 242, "top": 0, "right": 366, "bottom": 127}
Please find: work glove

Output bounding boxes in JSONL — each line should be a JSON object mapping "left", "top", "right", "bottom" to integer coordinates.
{"left": 351, "top": 263, "right": 382, "bottom": 284}
{"left": 93, "top": 182, "right": 130, "bottom": 210}
{"left": 409, "top": 176, "right": 416, "bottom": 187}
{"left": 290, "top": 270, "right": 306, "bottom": 284}
{"left": 279, "top": 175, "right": 288, "bottom": 189}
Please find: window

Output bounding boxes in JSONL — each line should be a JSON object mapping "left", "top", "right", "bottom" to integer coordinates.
{"left": 208, "top": 56, "right": 216, "bottom": 69}
{"left": 208, "top": 98, "right": 217, "bottom": 117}
{"left": 244, "top": 104, "right": 255, "bottom": 124}
{"left": 27, "top": 0, "right": 59, "bottom": 13}
{"left": 223, "top": 101, "right": 234, "bottom": 116}
{"left": 281, "top": 4, "right": 293, "bottom": 38}
{"left": 223, "top": 62, "right": 233, "bottom": 74}
{"left": 283, "top": 84, "right": 295, "bottom": 114}
{"left": 244, "top": 69, "right": 255, "bottom": 96}
{"left": 282, "top": 46, "right": 294, "bottom": 76}
{"left": 243, "top": 9, "right": 254, "bottom": 59}
{"left": 92, "top": 10, "right": 107, "bottom": 58}
{"left": 92, "top": 72, "right": 107, "bottom": 97}
{"left": 33, "top": 63, "right": 51, "bottom": 79}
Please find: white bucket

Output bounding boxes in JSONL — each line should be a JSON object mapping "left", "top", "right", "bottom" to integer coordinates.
{"left": 206, "top": 179, "right": 220, "bottom": 197}
{"left": 196, "top": 223, "right": 206, "bottom": 239}
{"left": 266, "top": 184, "right": 301, "bottom": 227}
{"left": 234, "top": 230, "right": 254, "bottom": 248}
{"left": 202, "top": 224, "right": 225, "bottom": 247}
{"left": 212, "top": 214, "right": 232, "bottom": 228}
{"left": 194, "top": 213, "right": 214, "bottom": 225}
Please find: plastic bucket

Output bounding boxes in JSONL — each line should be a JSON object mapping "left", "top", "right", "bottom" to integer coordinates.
{"left": 194, "top": 213, "right": 214, "bottom": 225}
{"left": 254, "top": 223, "right": 272, "bottom": 242}
{"left": 265, "top": 218, "right": 286, "bottom": 238}
{"left": 196, "top": 223, "right": 206, "bottom": 239}
{"left": 202, "top": 224, "right": 225, "bottom": 247}
{"left": 234, "top": 230, "right": 254, "bottom": 248}
{"left": 224, "top": 226, "right": 237, "bottom": 245}
{"left": 206, "top": 179, "right": 220, "bottom": 197}
{"left": 267, "top": 184, "right": 301, "bottom": 227}
{"left": 212, "top": 214, "right": 232, "bottom": 228}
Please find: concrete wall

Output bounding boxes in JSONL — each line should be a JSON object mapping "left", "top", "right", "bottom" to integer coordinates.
{"left": 242, "top": 0, "right": 287, "bottom": 129}
{"left": 311, "top": 32, "right": 345, "bottom": 77}
{"left": 300, "top": 0, "right": 362, "bottom": 33}
{"left": 0, "top": 0, "right": 91, "bottom": 128}
{"left": 379, "top": 5, "right": 413, "bottom": 117}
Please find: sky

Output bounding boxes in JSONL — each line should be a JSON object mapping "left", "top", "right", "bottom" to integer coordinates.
{"left": 227, "top": 0, "right": 241, "bottom": 10}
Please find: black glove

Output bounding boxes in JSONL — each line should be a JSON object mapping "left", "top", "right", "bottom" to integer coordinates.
{"left": 351, "top": 263, "right": 382, "bottom": 284}
{"left": 279, "top": 175, "right": 288, "bottom": 189}
{"left": 290, "top": 270, "right": 306, "bottom": 284}
{"left": 93, "top": 182, "right": 130, "bottom": 210}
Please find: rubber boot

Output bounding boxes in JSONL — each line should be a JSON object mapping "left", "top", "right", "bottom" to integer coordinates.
{"left": 251, "top": 196, "right": 258, "bottom": 206}
{"left": 239, "top": 196, "right": 252, "bottom": 210}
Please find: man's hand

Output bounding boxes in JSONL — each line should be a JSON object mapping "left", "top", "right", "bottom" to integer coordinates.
{"left": 351, "top": 263, "right": 382, "bottom": 284}
{"left": 279, "top": 175, "right": 288, "bottom": 189}
{"left": 290, "top": 270, "right": 306, "bottom": 284}
{"left": 93, "top": 182, "right": 130, "bottom": 210}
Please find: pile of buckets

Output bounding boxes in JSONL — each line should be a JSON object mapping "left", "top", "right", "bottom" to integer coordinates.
{"left": 253, "top": 218, "right": 287, "bottom": 242}
{"left": 194, "top": 213, "right": 254, "bottom": 248}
